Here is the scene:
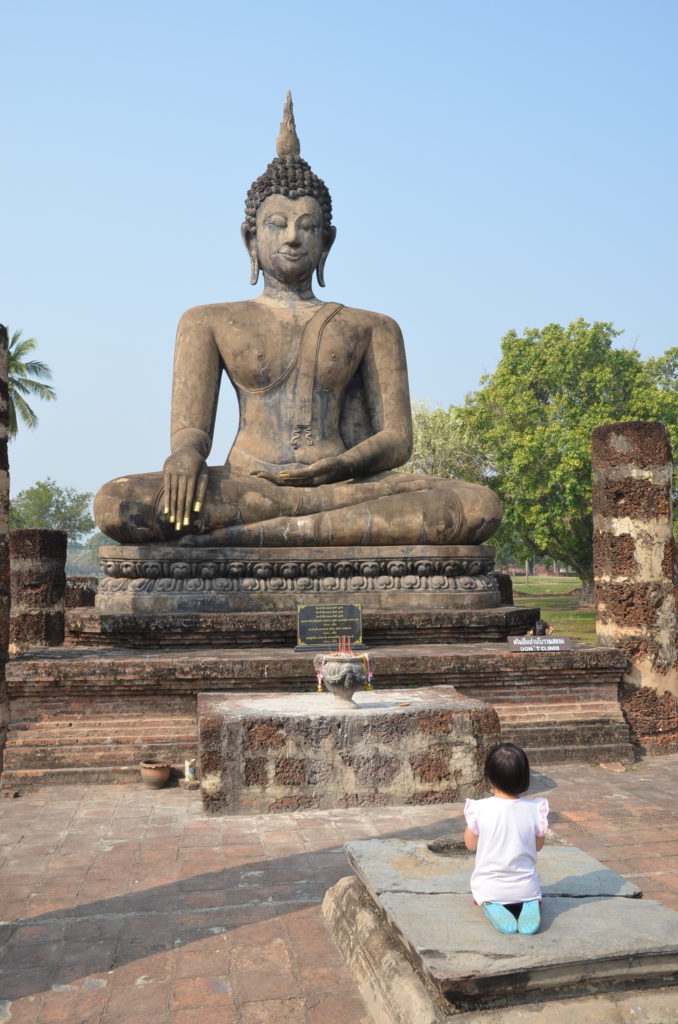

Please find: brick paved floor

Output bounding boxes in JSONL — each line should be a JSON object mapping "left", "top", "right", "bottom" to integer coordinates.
{"left": 1, "top": 754, "right": 677, "bottom": 1023}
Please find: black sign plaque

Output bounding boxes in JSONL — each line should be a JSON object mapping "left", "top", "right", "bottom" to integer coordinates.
{"left": 507, "top": 635, "right": 575, "bottom": 653}
{"left": 296, "top": 603, "right": 364, "bottom": 650}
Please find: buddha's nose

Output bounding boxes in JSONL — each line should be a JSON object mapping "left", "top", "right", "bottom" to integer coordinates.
{"left": 284, "top": 223, "right": 302, "bottom": 246}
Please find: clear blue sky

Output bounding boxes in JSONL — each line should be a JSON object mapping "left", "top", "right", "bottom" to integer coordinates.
{"left": 4, "top": 0, "right": 677, "bottom": 501}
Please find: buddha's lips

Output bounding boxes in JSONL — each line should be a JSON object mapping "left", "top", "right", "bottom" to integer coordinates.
{"left": 278, "top": 251, "right": 305, "bottom": 260}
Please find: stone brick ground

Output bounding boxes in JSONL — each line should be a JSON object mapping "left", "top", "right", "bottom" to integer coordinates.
{"left": 1, "top": 755, "right": 678, "bottom": 1023}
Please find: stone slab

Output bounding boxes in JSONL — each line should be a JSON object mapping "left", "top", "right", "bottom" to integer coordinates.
{"left": 345, "top": 837, "right": 642, "bottom": 898}
{"left": 326, "top": 838, "right": 678, "bottom": 1016}
{"left": 198, "top": 686, "right": 499, "bottom": 815}
{"left": 323, "top": 875, "right": 678, "bottom": 1024}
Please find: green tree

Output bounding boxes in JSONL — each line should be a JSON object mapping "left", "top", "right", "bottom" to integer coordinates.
{"left": 7, "top": 329, "right": 56, "bottom": 437}
{"left": 10, "top": 478, "right": 95, "bottom": 543}
{"left": 404, "top": 401, "right": 537, "bottom": 565}
{"left": 460, "top": 320, "right": 678, "bottom": 594}
{"left": 401, "top": 400, "right": 489, "bottom": 482}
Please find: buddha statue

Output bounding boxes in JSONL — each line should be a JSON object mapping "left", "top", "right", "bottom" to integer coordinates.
{"left": 94, "top": 96, "right": 501, "bottom": 550}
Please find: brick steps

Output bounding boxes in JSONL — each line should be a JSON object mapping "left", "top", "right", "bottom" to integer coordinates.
{"left": 455, "top": 674, "right": 633, "bottom": 764}
{"left": 1, "top": 642, "right": 635, "bottom": 787}
{"left": 0, "top": 765, "right": 146, "bottom": 788}
{"left": 5, "top": 743, "right": 195, "bottom": 762}
{"left": 3, "top": 748, "right": 193, "bottom": 771}
{"left": 498, "top": 703, "right": 624, "bottom": 724}
{"left": 503, "top": 719, "right": 631, "bottom": 746}
{"left": 518, "top": 742, "right": 635, "bottom": 766}
{"left": 10, "top": 721, "right": 195, "bottom": 737}
{"left": 2, "top": 695, "right": 198, "bottom": 786}
{"left": 456, "top": 685, "right": 621, "bottom": 704}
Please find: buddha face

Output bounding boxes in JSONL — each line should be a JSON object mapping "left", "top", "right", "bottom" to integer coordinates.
{"left": 248, "top": 195, "right": 330, "bottom": 285}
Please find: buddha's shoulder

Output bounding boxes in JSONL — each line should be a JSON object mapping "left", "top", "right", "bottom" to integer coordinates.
{"left": 336, "top": 305, "right": 402, "bottom": 334}
{"left": 337, "top": 304, "right": 398, "bottom": 322}
{"left": 177, "top": 301, "right": 252, "bottom": 325}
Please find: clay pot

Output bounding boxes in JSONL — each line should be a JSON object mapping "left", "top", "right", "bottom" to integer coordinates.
{"left": 139, "top": 761, "right": 172, "bottom": 789}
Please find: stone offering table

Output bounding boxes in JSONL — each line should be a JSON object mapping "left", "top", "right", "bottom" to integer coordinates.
{"left": 197, "top": 686, "right": 499, "bottom": 815}
{"left": 323, "top": 837, "right": 678, "bottom": 1021}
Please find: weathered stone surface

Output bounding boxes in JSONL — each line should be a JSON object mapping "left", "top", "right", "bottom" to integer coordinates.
{"left": 592, "top": 420, "right": 678, "bottom": 743}
{"left": 622, "top": 681, "right": 678, "bottom": 754}
{"left": 93, "top": 97, "right": 502, "bottom": 550}
{"left": 595, "top": 580, "right": 663, "bottom": 627}
{"left": 324, "top": 837, "right": 678, "bottom": 1019}
{"left": 9, "top": 528, "right": 67, "bottom": 562}
{"left": 592, "top": 529, "right": 637, "bottom": 577}
{"left": 592, "top": 420, "right": 674, "bottom": 470}
{"left": 10, "top": 529, "right": 67, "bottom": 650}
{"left": 197, "top": 687, "right": 499, "bottom": 815}
{"left": 595, "top": 476, "right": 672, "bottom": 520}
{"left": 380, "top": 892, "right": 677, "bottom": 1002}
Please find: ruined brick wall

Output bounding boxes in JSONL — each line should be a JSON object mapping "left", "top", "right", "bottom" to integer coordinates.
{"left": 9, "top": 530, "right": 67, "bottom": 650}
{"left": 592, "top": 421, "right": 678, "bottom": 752}
{"left": 0, "top": 327, "right": 10, "bottom": 771}
{"left": 64, "top": 576, "right": 98, "bottom": 609}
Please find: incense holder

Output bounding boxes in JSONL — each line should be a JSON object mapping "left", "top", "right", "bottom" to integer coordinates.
{"left": 313, "top": 652, "right": 372, "bottom": 704}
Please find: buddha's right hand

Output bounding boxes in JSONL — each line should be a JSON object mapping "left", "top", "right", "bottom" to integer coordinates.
{"left": 162, "top": 450, "right": 209, "bottom": 531}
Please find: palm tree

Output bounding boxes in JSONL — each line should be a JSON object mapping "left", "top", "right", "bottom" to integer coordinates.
{"left": 7, "top": 329, "right": 56, "bottom": 437}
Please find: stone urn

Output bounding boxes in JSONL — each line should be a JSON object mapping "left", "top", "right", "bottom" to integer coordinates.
{"left": 314, "top": 652, "right": 372, "bottom": 704}
{"left": 139, "top": 760, "right": 172, "bottom": 788}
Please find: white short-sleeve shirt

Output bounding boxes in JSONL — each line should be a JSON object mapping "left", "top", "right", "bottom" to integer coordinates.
{"left": 464, "top": 796, "right": 549, "bottom": 905}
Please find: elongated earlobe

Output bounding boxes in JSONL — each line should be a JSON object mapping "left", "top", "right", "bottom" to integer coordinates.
{"left": 316, "top": 226, "right": 336, "bottom": 288}
{"left": 241, "top": 221, "right": 259, "bottom": 286}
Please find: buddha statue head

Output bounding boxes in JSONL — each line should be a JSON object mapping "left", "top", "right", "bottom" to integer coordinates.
{"left": 242, "top": 93, "right": 336, "bottom": 287}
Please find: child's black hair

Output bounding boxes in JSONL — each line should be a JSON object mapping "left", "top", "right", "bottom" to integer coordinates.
{"left": 484, "top": 742, "right": 530, "bottom": 796}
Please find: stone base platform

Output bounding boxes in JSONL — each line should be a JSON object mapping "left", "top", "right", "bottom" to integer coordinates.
{"left": 94, "top": 543, "right": 502, "bottom": 613}
{"left": 323, "top": 836, "right": 678, "bottom": 1021}
{"left": 197, "top": 687, "right": 499, "bottom": 815}
{"left": 65, "top": 605, "right": 539, "bottom": 648}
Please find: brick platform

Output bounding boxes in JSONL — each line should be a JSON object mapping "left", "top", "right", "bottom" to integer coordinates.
{"left": 2, "top": 642, "right": 635, "bottom": 789}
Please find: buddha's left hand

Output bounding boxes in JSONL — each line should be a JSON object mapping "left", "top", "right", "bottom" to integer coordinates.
{"left": 255, "top": 457, "right": 348, "bottom": 487}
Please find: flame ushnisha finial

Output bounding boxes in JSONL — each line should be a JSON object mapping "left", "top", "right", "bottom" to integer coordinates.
{"left": 276, "top": 91, "right": 301, "bottom": 159}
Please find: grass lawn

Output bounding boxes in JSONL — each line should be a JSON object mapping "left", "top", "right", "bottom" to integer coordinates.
{"left": 510, "top": 575, "right": 597, "bottom": 644}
